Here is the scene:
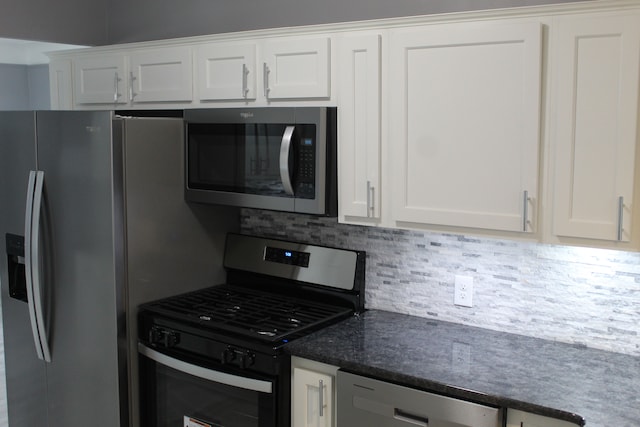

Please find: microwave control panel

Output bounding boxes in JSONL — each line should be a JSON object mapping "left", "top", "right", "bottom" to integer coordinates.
{"left": 295, "top": 137, "right": 315, "bottom": 199}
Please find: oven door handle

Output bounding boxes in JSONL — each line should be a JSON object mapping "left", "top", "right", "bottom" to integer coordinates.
{"left": 138, "top": 343, "right": 273, "bottom": 394}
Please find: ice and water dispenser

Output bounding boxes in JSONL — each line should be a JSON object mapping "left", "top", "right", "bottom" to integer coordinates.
{"left": 5, "top": 233, "right": 27, "bottom": 302}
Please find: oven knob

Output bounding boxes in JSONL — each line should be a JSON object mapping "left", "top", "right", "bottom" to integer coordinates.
{"left": 148, "top": 327, "right": 163, "bottom": 345}
{"left": 221, "top": 348, "right": 236, "bottom": 364}
{"left": 240, "top": 352, "right": 255, "bottom": 369}
{"left": 162, "top": 331, "right": 179, "bottom": 348}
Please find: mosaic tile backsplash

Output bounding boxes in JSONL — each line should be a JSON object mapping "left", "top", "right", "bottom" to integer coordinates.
{"left": 240, "top": 209, "right": 640, "bottom": 356}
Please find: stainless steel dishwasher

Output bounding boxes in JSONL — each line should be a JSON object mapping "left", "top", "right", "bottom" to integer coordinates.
{"left": 337, "top": 371, "right": 501, "bottom": 427}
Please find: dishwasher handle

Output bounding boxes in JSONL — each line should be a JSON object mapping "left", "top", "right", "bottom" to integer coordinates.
{"left": 394, "top": 408, "right": 429, "bottom": 426}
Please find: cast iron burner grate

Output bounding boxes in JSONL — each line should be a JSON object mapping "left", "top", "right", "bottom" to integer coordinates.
{"left": 144, "top": 284, "right": 352, "bottom": 343}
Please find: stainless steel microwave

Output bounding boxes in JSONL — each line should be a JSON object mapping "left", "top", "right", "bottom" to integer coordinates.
{"left": 184, "top": 107, "right": 337, "bottom": 216}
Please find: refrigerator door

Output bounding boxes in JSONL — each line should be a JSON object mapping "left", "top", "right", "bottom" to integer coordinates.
{"left": 34, "top": 111, "right": 124, "bottom": 427}
{"left": 0, "top": 111, "right": 49, "bottom": 426}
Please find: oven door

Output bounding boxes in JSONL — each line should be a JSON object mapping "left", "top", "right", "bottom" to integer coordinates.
{"left": 139, "top": 344, "right": 277, "bottom": 427}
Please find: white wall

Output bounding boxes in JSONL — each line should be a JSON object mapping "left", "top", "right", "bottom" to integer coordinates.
{"left": 105, "top": 0, "right": 588, "bottom": 43}
{"left": 0, "top": 0, "right": 107, "bottom": 45}
{"left": 0, "top": 64, "right": 50, "bottom": 110}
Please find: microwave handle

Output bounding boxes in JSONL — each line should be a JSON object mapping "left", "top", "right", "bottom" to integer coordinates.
{"left": 279, "top": 126, "right": 295, "bottom": 196}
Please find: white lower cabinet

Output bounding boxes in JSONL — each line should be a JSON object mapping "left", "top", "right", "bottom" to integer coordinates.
{"left": 551, "top": 11, "right": 640, "bottom": 244}
{"left": 507, "top": 409, "right": 580, "bottom": 427}
{"left": 388, "top": 20, "right": 543, "bottom": 233}
{"left": 291, "top": 357, "right": 337, "bottom": 427}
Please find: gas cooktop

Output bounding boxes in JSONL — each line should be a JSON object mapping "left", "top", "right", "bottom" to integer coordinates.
{"left": 142, "top": 283, "right": 354, "bottom": 343}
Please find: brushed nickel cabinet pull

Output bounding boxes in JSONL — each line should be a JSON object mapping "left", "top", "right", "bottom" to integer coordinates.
{"left": 318, "top": 379, "right": 324, "bottom": 417}
{"left": 617, "top": 196, "right": 624, "bottom": 241}
{"left": 522, "top": 190, "right": 530, "bottom": 232}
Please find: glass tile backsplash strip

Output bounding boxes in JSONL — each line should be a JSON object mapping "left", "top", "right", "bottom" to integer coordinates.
{"left": 240, "top": 209, "right": 640, "bottom": 356}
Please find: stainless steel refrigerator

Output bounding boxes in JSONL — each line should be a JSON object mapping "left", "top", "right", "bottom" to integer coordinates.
{"left": 0, "top": 111, "right": 238, "bottom": 427}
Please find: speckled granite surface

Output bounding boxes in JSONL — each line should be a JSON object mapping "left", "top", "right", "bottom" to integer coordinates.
{"left": 285, "top": 310, "right": 640, "bottom": 427}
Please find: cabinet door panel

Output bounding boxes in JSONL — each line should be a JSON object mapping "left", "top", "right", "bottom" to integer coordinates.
{"left": 49, "top": 59, "right": 72, "bottom": 110}
{"left": 263, "top": 37, "right": 330, "bottom": 99}
{"left": 552, "top": 13, "right": 640, "bottom": 241}
{"left": 390, "top": 22, "right": 542, "bottom": 232}
{"left": 197, "top": 43, "right": 256, "bottom": 101}
{"left": 292, "top": 368, "right": 333, "bottom": 427}
{"left": 338, "top": 34, "right": 381, "bottom": 221}
{"left": 74, "top": 55, "right": 127, "bottom": 105}
{"left": 130, "top": 47, "right": 193, "bottom": 103}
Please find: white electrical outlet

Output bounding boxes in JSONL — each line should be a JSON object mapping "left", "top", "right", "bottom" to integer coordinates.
{"left": 454, "top": 275, "right": 473, "bottom": 307}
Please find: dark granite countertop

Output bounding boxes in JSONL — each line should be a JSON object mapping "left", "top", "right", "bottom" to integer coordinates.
{"left": 284, "top": 310, "right": 640, "bottom": 427}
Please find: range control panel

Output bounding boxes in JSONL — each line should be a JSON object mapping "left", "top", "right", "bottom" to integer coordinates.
{"left": 264, "top": 246, "right": 310, "bottom": 268}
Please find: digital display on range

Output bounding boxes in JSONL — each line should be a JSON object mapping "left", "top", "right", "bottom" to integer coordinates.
{"left": 264, "top": 246, "right": 310, "bottom": 267}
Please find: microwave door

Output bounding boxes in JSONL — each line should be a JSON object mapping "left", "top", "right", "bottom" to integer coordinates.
{"left": 186, "top": 123, "right": 295, "bottom": 212}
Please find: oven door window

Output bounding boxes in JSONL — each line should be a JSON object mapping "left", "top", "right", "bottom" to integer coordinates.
{"left": 187, "top": 123, "right": 316, "bottom": 198}
{"left": 140, "top": 350, "right": 276, "bottom": 427}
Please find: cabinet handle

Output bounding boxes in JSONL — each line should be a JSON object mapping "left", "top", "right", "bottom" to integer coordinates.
{"left": 242, "top": 63, "right": 249, "bottom": 98}
{"left": 617, "top": 196, "right": 624, "bottom": 241}
{"left": 318, "top": 379, "right": 324, "bottom": 417}
{"left": 129, "top": 71, "right": 136, "bottom": 101}
{"left": 367, "top": 181, "right": 375, "bottom": 217}
{"left": 113, "top": 72, "right": 120, "bottom": 102}
{"left": 522, "top": 190, "right": 530, "bottom": 232}
{"left": 263, "top": 62, "right": 270, "bottom": 98}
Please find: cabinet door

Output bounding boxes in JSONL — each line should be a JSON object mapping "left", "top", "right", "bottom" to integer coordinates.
{"left": 507, "top": 409, "right": 579, "bottom": 427}
{"left": 196, "top": 43, "right": 256, "bottom": 101}
{"left": 389, "top": 21, "right": 542, "bottom": 232}
{"left": 551, "top": 12, "right": 640, "bottom": 242}
{"left": 73, "top": 55, "right": 127, "bottom": 105}
{"left": 49, "top": 59, "right": 73, "bottom": 109}
{"left": 338, "top": 33, "right": 381, "bottom": 222}
{"left": 129, "top": 47, "right": 193, "bottom": 103}
{"left": 292, "top": 367, "right": 333, "bottom": 427}
{"left": 263, "top": 37, "right": 330, "bottom": 99}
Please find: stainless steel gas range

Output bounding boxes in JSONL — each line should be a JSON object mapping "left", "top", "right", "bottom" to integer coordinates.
{"left": 137, "top": 233, "right": 365, "bottom": 427}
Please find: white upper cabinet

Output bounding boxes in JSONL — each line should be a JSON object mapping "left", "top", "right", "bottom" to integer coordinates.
{"left": 551, "top": 11, "right": 640, "bottom": 243}
{"left": 388, "top": 21, "right": 543, "bottom": 232}
{"left": 72, "top": 46, "right": 193, "bottom": 107}
{"left": 262, "top": 37, "right": 331, "bottom": 100}
{"left": 129, "top": 47, "right": 193, "bottom": 103}
{"left": 337, "top": 33, "right": 382, "bottom": 223}
{"left": 196, "top": 42, "right": 257, "bottom": 101}
{"left": 49, "top": 59, "right": 73, "bottom": 110}
{"left": 74, "top": 54, "right": 128, "bottom": 105}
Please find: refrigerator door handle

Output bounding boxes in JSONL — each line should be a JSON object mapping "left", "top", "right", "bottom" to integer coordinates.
{"left": 24, "top": 170, "right": 51, "bottom": 363}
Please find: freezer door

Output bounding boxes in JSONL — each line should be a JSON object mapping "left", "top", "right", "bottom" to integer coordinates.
{"left": 0, "top": 111, "right": 49, "bottom": 426}
{"left": 34, "top": 111, "right": 124, "bottom": 427}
